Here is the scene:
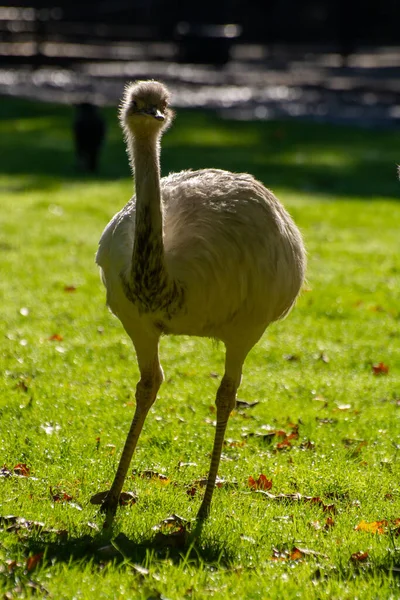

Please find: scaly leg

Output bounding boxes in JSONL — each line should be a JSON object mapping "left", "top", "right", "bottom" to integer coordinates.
{"left": 100, "top": 335, "right": 162, "bottom": 527}
{"left": 197, "top": 344, "right": 247, "bottom": 520}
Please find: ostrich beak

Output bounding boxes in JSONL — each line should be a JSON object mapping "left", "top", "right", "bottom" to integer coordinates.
{"left": 142, "top": 106, "right": 165, "bottom": 121}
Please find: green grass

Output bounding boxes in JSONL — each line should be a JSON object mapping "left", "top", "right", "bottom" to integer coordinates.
{"left": 1, "top": 95, "right": 400, "bottom": 599}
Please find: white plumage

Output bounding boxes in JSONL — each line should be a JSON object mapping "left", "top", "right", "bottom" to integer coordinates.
{"left": 94, "top": 80, "right": 306, "bottom": 525}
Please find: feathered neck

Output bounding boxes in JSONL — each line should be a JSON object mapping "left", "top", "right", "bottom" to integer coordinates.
{"left": 123, "top": 130, "right": 173, "bottom": 313}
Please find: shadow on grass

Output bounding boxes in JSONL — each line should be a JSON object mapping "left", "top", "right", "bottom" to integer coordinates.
{"left": 23, "top": 519, "right": 233, "bottom": 570}
{"left": 0, "top": 96, "right": 399, "bottom": 198}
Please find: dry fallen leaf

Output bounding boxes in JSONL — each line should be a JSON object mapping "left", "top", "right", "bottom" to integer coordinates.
{"left": 300, "top": 440, "right": 316, "bottom": 451}
{"left": 64, "top": 285, "right": 77, "bottom": 292}
{"left": 153, "top": 527, "right": 188, "bottom": 550}
{"left": 50, "top": 487, "right": 73, "bottom": 503}
{"left": 26, "top": 553, "right": 43, "bottom": 572}
{"left": 351, "top": 551, "right": 369, "bottom": 562}
{"left": 152, "top": 514, "right": 190, "bottom": 548}
{"left": 271, "top": 546, "right": 327, "bottom": 562}
{"left": 119, "top": 491, "right": 138, "bottom": 506}
{"left": 13, "top": 463, "right": 30, "bottom": 477}
{"left": 225, "top": 439, "right": 246, "bottom": 448}
{"left": 15, "top": 379, "right": 29, "bottom": 392}
{"left": 255, "top": 491, "right": 336, "bottom": 514}
{"left": 354, "top": 518, "right": 400, "bottom": 535}
{"left": 276, "top": 438, "right": 292, "bottom": 450}
{"left": 89, "top": 490, "right": 138, "bottom": 506}
{"left": 324, "top": 517, "right": 335, "bottom": 529}
{"left": 193, "top": 476, "right": 237, "bottom": 489}
{"left": 0, "top": 515, "right": 67, "bottom": 537}
{"left": 372, "top": 362, "right": 389, "bottom": 375}
{"left": 48, "top": 333, "right": 63, "bottom": 342}
{"left": 355, "top": 519, "right": 388, "bottom": 534}
{"left": 248, "top": 474, "right": 273, "bottom": 491}
{"left": 152, "top": 514, "right": 189, "bottom": 531}
{"left": 133, "top": 469, "right": 169, "bottom": 482}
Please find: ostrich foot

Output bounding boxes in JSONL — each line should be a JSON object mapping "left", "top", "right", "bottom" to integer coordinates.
{"left": 90, "top": 490, "right": 138, "bottom": 527}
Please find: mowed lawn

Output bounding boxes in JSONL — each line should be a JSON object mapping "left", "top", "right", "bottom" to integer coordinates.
{"left": 0, "top": 95, "right": 400, "bottom": 599}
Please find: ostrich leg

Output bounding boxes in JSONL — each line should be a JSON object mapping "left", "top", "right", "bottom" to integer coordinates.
{"left": 197, "top": 345, "right": 246, "bottom": 520}
{"left": 100, "top": 336, "right": 163, "bottom": 527}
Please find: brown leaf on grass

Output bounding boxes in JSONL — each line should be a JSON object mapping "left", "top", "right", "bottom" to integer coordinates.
{"left": 13, "top": 463, "right": 30, "bottom": 477}
{"left": 372, "top": 362, "right": 389, "bottom": 375}
{"left": 225, "top": 439, "right": 246, "bottom": 448}
{"left": 243, "top": 426, "right": 292, "bottom": 442}
{"left": 271, "top": 546, "right": 327, "bottom": 562}
{"left": 354, "top": 519, "right": 398, "bottom": 535}
{"left": 351, "top": 551, "right": 369, "bottom": 562}
{"left": 193, "top": 476, "right": 237, "bottom": 489}
{"left": 89, "top": 490, "right": 138, "bottom": 506}
{"left": 324, "top": 517, "right": 335, "bottom": 529}
{"left": 119, "top": 491, "right": 138, "bottom": 506}
{"left": 300, "top": 440, "right": 316, "bottom": 451}
{"left": 133, "top": 469, "right": 169, "bottom": 482}
{"left": 50, "top": 487, "right": 83, "bottom": 510}
{"left": 64, "top": 285, "right": 77, "bottom": 293}
{"left": 0, "top": 515, "right": 67, "bottom": 537}
{"left": 48, "top": 333, "right": 63, "bottom": 342}
{"left": 276, "top": 438, "right": 292, "bottom": 450}
{"left": 290, "top": 547, "right": 304, "bottom": 561}
{"left": 6, "top": 559, "right": 19, "bottom": 571}
{"left": 342, "top": 439, "right": 368, "bottom": 455}
{"left": 15, "top": 379, "right": 29, "bottom": 392}
{"left": 255, "top": 491, "right": 336, "bottom": 513}
{"left": 152, "top": 514, "right": 190, "bottom": 548}
{"left": 152, "top": 514, "right": 189, "bottom": 531}
{"left": 153, "top": 527, "right": 188, "bottom": 550}
{"left": 50, "top": 487, "right": 73, "bottom": 503}
{"left": 294, "top": 546, "right": 328, "bottom": 559}
{"left": 248, "top": 474, "right": 273, "bottom": 491}
{"left": 275, "top": 424, "right": 299, "bottom": 450}
{"left": 26, "top": 553, "right": 43, "bottom": 572}
{"left": 0, "top": 515, "right": 44, "bottom": 532}
{"left": 186, "top": 475, "right": 238, "bottom": 497}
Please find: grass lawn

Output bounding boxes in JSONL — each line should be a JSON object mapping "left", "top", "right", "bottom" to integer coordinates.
{"left": 0, "top": 94, "right": 400, "bottom": 599}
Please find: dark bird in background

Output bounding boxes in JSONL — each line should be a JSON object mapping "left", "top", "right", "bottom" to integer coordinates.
{"left": 73, "top": 103, "right": 106, "bottom": 173}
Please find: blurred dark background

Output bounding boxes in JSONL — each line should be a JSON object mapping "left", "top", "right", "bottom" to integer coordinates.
{"left": 0, "top": 1, "right": 399, "bottom": 128}
{"left": 1, "top": 0, "right": 398, "bottom": 66}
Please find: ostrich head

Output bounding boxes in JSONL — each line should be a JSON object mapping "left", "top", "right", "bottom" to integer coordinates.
{"left": 120, "top": 80, "right": 173, "bottom": 136}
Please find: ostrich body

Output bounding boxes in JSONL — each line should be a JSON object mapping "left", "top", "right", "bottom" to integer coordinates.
{"left": 95, "top": 81, "right": 306, "bottom": 524}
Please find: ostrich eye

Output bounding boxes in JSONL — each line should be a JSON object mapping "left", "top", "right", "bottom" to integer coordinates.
{"left": 131, "top": 100, "right": 137, "bottom": 109}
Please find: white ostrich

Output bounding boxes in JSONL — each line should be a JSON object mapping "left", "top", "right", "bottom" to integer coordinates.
{"left": 94, "top": 80, "right": 306, "bottom": 525}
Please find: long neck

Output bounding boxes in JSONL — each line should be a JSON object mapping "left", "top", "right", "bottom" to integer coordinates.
{"left": 132, "top": 134, "right": 164, "bottom": 259}
{"left": 128, "top": 132, "right": 170, "bottom": 310}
